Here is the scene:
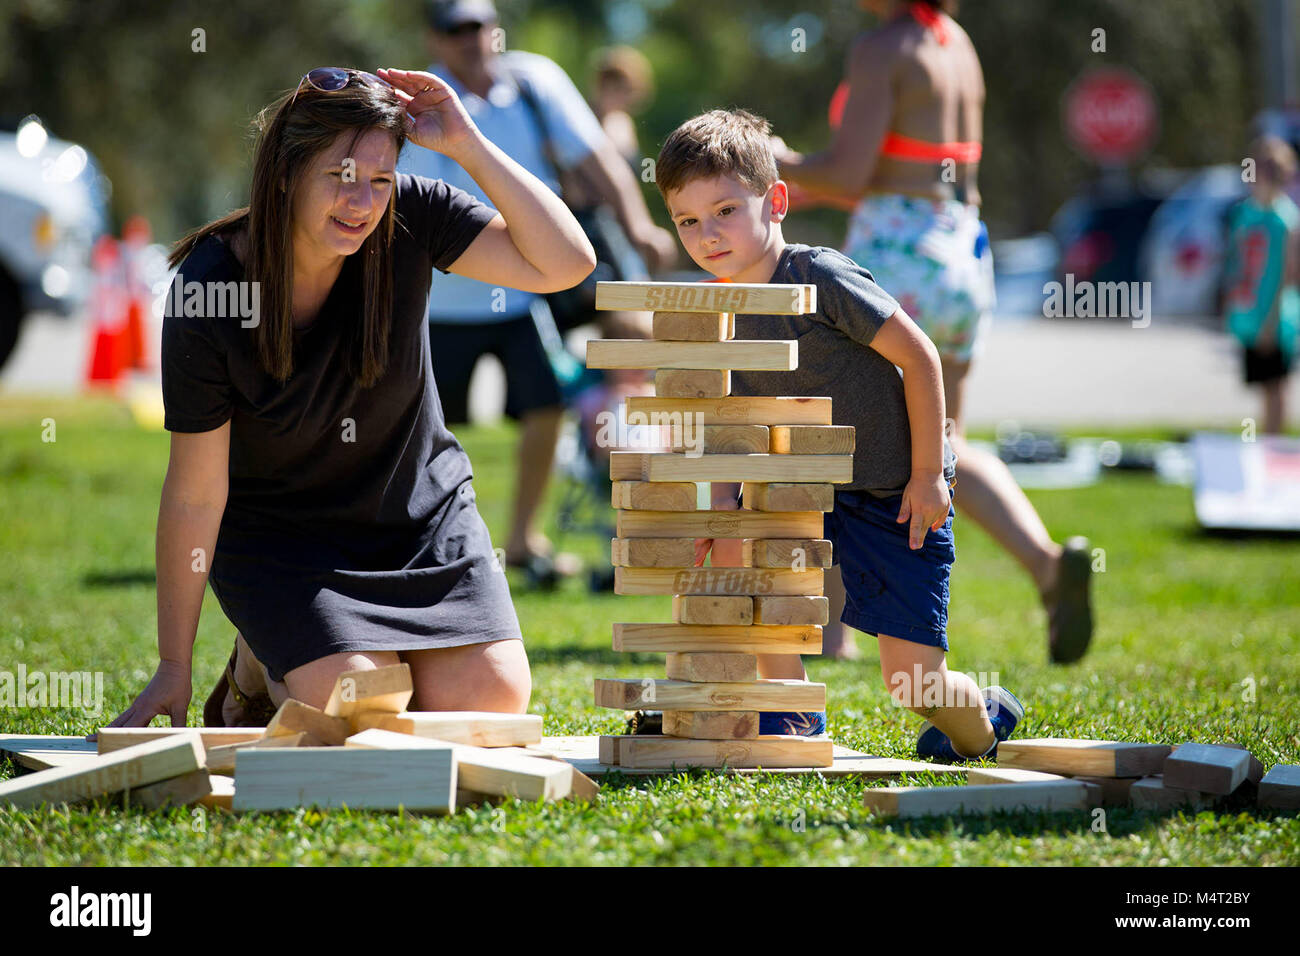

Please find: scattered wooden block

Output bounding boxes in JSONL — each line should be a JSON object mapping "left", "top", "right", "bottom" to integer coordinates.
{"left": 0, "top": 735, "right": 204, "bottom": 810}
{"left": 741, "top": 482, "right": 835, "bottom": 512}
{"left": 1257, "top": 765, "right": 1300, "bottom": 811}
{"left": 1072, "top": 775, "right": 1140, "bottom": 807}
{"left": 624, "top": 396, "right": 832, "bottom": 426}
{"left": 233, "top": 745, "right": 456, "bottom": 812}
{"left": 200, "top": 774, "right": 235, "bottom": 811}
{"left": 665, "top": 652, "right": 758, "bottom": 682}
{"left": 863, "top": 781, "right": 1092, "bottom": 818}
{"left": 966, "top": 768, "right": 1067, "bottom": 785}
{"left": 753, "top": 595, "right": 830, "bottom": 626}
{"left": 652, "top": 311, "right": 732, "bottom": 341}
{"left": 1217, "top": 742, "right": 1265, "bottom": 783}
{"left": 742, "top": 538, "right": 832, "bottom": 569}
{"left": 588, "top": 339, "right": 796, "bottom": 371}
{"left": 770, "top": 425, "right": 856, "bottom": 455}
{"left": 616, "top": 509, "right": 823, "bottom": 539}
{"left": 125, "top": 769, "right": 214, "bottom": 810}
{"left": 612, "top": 480, "right": 698, "bottom": 511}
{"left": 1128, "top": 776, "right": 1215, "bottom": 811}
{"left": 670, "top": 425, "right": 769, "bottom": 455}
{"left": 208, "top": 733, "right": 309, "bottom": 775}
{"left": 610, "top": 451, "right": 852, "bottom": 484}
{"left": 997, "top": 739, "right": 1172, "bottom": 777}
{"left": 661, "top": 710, "right": 759, "bottom": 739}
{"left": 1163, "top": 743, "right": 1251, "bottom": 795}
{"left": 0, "top": 735, "right": 100, "bottom": 771}
{"left": 599, "top": 734, "right": 831, "bottom": 769}
{"left": 595, "top": 678, "right": 824, "bottom": 712}
{"left": 350, "top": 711, "right": 543, "bottom": 748}
{"left": 610, "top": 537, "right": 698, "bottom": 568}
{"left": 613, "top": 622, "right": 820, "bottom": 654}
{"left": 596, "top": 280, "right": 815, "bottom": 316}
{"left": 672, "top": 595, "right": 754, "bottom": 626}
{"left": 266, "top": 699, "right": 352, "bottom": 746}
{"left": 322, "top": 663, "right": 413, "bottom": 719}
{"left": 615, "top": 567, "right": 824, "bottom": 597}
{"left": 94, "top": 727, "right": 266, "bottom": 755}
{"left": 656, "top": 368, "right": 730, "bottom": 399}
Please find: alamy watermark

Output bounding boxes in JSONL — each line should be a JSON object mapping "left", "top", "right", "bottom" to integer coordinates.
{"left": 155, "top": 279, "right": 261, "bottom": 328}
{"left": 0, "top": 664, "right": 104, "bottom": 716}
{"left": 594, "top": 407, "right": 705, "bottom": 457}
{"left": 887, "top": 665, "right": 1002, "bottom": 713}
{"left": 1043, "top": 275, "right": 1151, "bottom": 328}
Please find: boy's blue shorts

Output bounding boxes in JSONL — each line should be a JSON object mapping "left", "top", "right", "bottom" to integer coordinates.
{"left": 823, "top": 487, "right": 955, "bottom": 650}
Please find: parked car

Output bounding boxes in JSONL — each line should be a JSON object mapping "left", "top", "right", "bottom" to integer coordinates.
{"left": 0, "top": 115, "right": 109, "bottom": 370}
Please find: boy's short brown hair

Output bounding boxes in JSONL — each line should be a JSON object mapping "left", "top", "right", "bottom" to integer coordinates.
{"left": 1248, "top": 134, "right": 1299, "bottom": 185}
{"left": 655, "top": 108, "right": 779, "bottom": 201}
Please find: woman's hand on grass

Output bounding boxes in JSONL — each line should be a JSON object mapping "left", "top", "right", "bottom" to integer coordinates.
{"left": 105, "top": 660, "right": 192, "bottom": 728}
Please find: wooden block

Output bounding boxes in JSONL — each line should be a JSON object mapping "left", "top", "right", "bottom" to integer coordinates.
{"left": 610, "top": 537, "right": 697, "bottom": 568}
{"left": 1128, "top": 776, "right": 1215, "bottom": 811}
{"left": 125, "top": 769, "right": 214, "bottom": 810}
{"left": 0, "top": 735, "right": 204, "bottom": 810}
{"left": 610, "top": 452, "right": 852, "bottom": 484}
{"left": 1257, "top": 765, "right": 1300, "bottom": 810}
{"left": 656, "top": 368, "right": 730, "bottom": 398}
{"left": 595, "top": 280, "right": 816, "bottom": 315}
{"left": 742, "top": 538, "right": 832, "bottom": 569}
{"left": 742, "top": 482, "right": 835, "bottom": 512}
{"left": 615, "top": 567, "right": 824, "bottom": 597}
{"left": 208, "top": 733, "right": 308, "bottom": 775}
{"left": 672, "top": 595, "right": 753, "bottom": 625}
{"left": 1, "top": 735, "right": 106, "bottom": 771}
{"left": 1072, "top": 775, "right": 1139, "bottom": 807}
{"left": 966, "top": 768, "right": 1068, "bottom": 785}
{"left": 863, "top": 781, "right": 1092, "bottom": 818}
{"left": 665, "top": 652, "right": 758, "bottom": 682}
{"left": 267, "top": 699, "right": 352, "bottom": 745}
{"left": 770, "top": 425, "right": 856, "bottom": 455}
{"left": 94, "top": 727, "right": 266, "bottom": 755}
{"left": 652, "top": 311, "right": 732, "bottom": 341}
{"left": 233, "top": 745, "right": 456, "bottom": 812}
{"left": 612, "top": 480, "right": 698, "bottom": 511}
{"left": 350, "top": 711, "right": 543, "bottom": 748}
{"left": 617, "top": 509, "right": 823, "bottom": 539}
{"left": 587, "top": 339, "right": 796, "bottom": 371}
{"left": 670, "top": 425, "right": 768, "bottom": 455}
{"left": 1163, "top": 743, "right": 1251, "bottom": 795}
{"left": 322, "top": 663, "right": 413, "bottom": 718}
{"left": 200, "top": 774, "right": 235, "bottom": 811}
{"left": 614, "top": 622, "right": 820, "bottom": 654}
{"left": 753, "top": 595, "right": 829, "bottom": 626}
{"left": 600, "top": 734, "right": 831, "bottom": 769}
{"left": 997, "top": 739, "right": 1172, "bottom": 777}
{"left": 661, "top": 710, "right": 759, "bottom": 739}
{"left": 492, "top": 747, "right": 600, "bottom": 803}
{"left": 1217, "top": 742, "right": 1265, "bottom": 783}
{"left": 625, "top": 396, "right": 832, "bottom": 426}
{"left": 594, "top": 678, "right": 824, "bottom": 712}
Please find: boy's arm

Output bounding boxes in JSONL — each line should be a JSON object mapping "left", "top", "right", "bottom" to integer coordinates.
{"left": 694, "top": 481, "right": 742, "bottom": 567}
{"left": 867, "top": 309, "right": 951, "bottom": 549}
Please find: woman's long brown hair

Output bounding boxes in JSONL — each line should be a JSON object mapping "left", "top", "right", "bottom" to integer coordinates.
{"left": 168, "top": 74, "right": 410, "bottom": 388}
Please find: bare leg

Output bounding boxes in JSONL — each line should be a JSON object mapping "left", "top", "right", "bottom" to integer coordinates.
{"left": 820, "top": 564, "right": 860, "bottom": 660}
{"left": 280, "top": 650, "right": 403, "bottom": 713}
{"left": 942, "top": 357, "right": 1063, "bottom": 594}
{"left": 1262, "top": 379, "right": 1286, "bottom": 435}
{"left": 877, "top": 632, "right": 994, "bottom": 758}
{"left": 505, "top": 405, "right": 571, "bottom": 565}
{"left": 401, "top": 639, "right": 531, "bottom": 713}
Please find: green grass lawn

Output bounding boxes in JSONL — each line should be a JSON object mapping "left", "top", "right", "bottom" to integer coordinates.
{"left": 1, "top": 396, "right": 1298, "bottom": 865}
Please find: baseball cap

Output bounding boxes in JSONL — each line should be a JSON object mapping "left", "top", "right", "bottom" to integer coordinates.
{"left": 425, "top": 0, "right": 497, "bottom": 31}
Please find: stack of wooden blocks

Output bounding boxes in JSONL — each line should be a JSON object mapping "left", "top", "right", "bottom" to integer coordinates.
{"left": 0, "top": 664, "right": 595, "bottom": 813}
{"left": 862, "top": 738, "right": 1300, "bottom": 818}
{"left": 586, "top": 280, "right": 854, "bottom": 770}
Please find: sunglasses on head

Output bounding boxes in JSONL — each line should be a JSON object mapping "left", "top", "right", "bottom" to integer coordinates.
{"left": 289, "top": 67, "right": 394, "bottom": 110}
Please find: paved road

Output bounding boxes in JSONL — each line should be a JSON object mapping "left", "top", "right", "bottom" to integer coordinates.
{"left": 3, "top": 310, "right": 1297, "bottom": 431}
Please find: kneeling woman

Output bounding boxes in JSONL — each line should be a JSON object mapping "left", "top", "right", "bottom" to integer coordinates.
{"left": 110, "top": 67, "right": 595, "bottom": 727}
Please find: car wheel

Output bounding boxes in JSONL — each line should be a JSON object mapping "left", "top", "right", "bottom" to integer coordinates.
{"left": 0, "top": 271, "right": 24, "bottom": 373}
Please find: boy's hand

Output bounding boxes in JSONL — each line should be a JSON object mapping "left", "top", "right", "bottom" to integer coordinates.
{"left": 897, "top": 471, "right": 951, "bottom": 550}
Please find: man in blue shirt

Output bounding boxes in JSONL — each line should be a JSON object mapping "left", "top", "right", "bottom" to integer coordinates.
{"left": 400, "top": 0, "right": 675, "bottom": 584}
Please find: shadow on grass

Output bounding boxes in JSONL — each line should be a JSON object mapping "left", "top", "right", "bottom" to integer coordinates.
{"left": 83, "top": 569, "right": 156, "bottom": 587}
{"left": 524, "top": 646, "right": 664, "bottom": 667}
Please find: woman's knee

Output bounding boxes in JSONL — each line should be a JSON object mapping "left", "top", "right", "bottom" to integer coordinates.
{"left": 406, "top": 640, "right": 531, "bottom": 713}
{"left": 282, "top": 650, "right": 402, "bottom": 710}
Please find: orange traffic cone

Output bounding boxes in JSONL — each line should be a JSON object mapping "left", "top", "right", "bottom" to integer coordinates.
{"left": 84, "top": 236, "right": 128, "bottom": 390}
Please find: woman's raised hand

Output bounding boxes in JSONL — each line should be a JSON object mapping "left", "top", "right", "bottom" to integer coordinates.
{"left": 376, "top": 68, "right": 479, "bottom": 158}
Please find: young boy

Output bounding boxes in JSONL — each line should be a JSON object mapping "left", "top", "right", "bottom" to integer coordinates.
{"left": 1224, "top": 134, "right": 1300, "bottom": 435}
{"left": 654, "top": 108, "right": 1021, "bottom": 761}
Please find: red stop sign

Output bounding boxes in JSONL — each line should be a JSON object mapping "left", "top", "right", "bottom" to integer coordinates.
{"left": 1064, "top": 67, "right": 1158, "bottom": 164}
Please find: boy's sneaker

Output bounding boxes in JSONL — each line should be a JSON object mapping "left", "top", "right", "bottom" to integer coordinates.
{"left": 915, "top": 686, "right": 1024, "bottom": 763}
{"left": 759, "top": 711, "right": 827, "bottom": 736}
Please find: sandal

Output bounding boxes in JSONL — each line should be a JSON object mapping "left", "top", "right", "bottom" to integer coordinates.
{"left": 202, "top": 642, "right": 277, "bottom": 728}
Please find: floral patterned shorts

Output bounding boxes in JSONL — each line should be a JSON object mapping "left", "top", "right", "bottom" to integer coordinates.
{"left": 843, "top": 194, "right": 996, "bottom": 363}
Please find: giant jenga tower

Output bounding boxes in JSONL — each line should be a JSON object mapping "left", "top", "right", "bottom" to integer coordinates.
{"left": 586, "top": 281, "right": 855, "bottom": 770}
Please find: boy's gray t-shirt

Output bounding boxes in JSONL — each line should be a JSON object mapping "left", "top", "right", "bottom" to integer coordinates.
{"left": 730, "top": 243, "right": 955, "bottom": 496}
